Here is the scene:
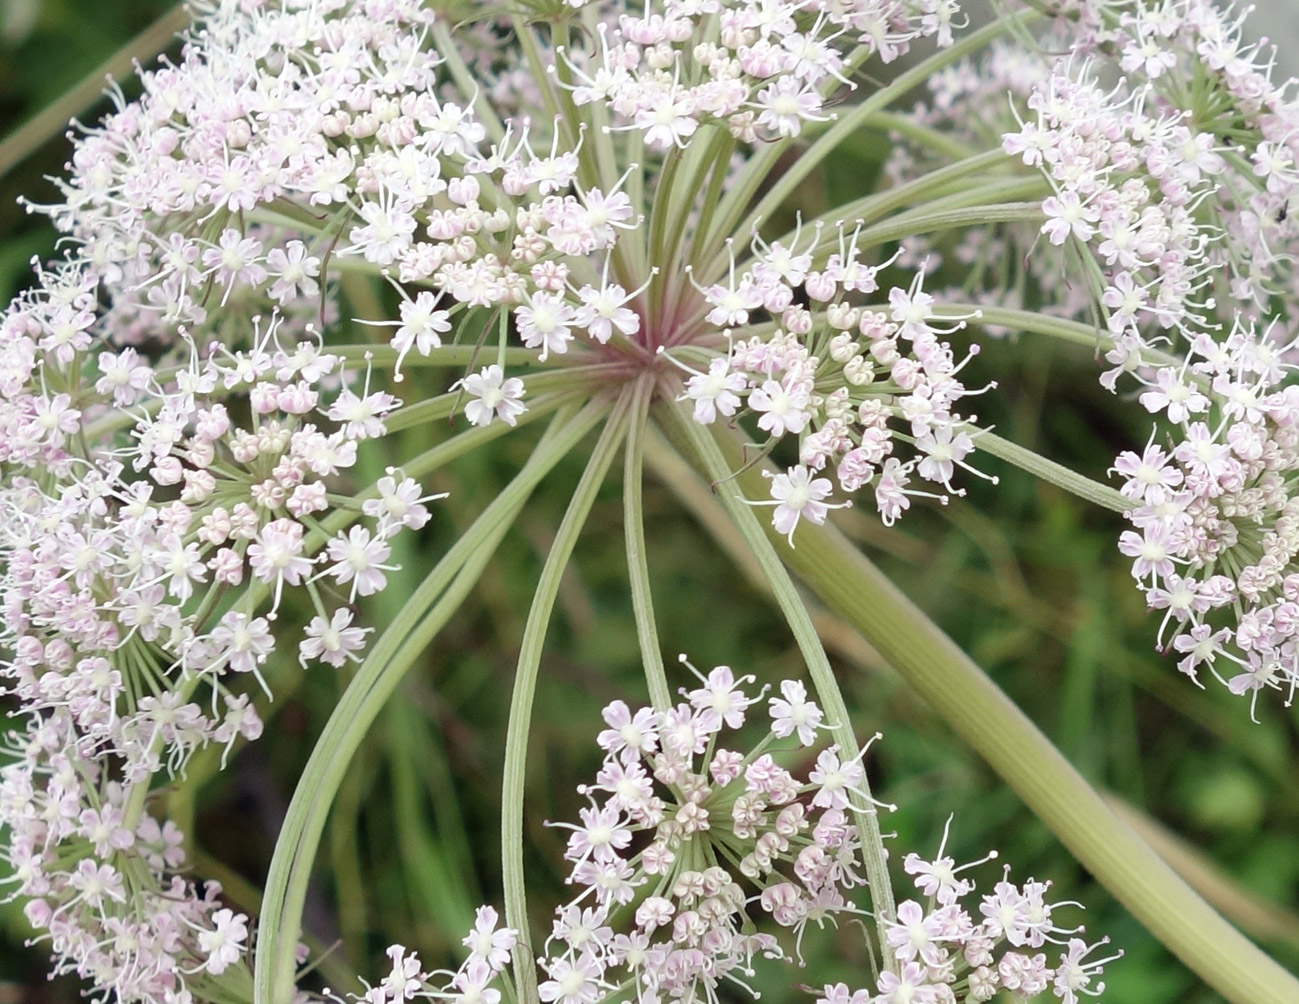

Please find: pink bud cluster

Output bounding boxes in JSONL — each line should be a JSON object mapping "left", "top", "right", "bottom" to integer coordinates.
{"left": 535, "top": 663, "right": 871, "bottom": 1004}
{"left": 676, "top": 233, "right": 989, "bottom": 535}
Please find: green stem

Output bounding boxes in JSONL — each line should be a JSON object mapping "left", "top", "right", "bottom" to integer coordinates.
{"left": 660, "top": 402, "right": 898, "bottom": 972}
{"left": 433, "top": 21, "right": 507, "bottom": 147}
{"left": 758, "top": 148, "right": 1013, "bottom": 260}
{"left": 329, "top": 345, "right": 554, "bottom": 368}
{"left": 0, "top": 4, "right": 191, "bottom": 177}
{"left": 623, "top": 377, "right": 671, "bottom": 710}
{"left": 845, "top": 200, "right": 1045, "bottom": 254}
{"left": 386, "top": 368, "right": 611, "bottom": 432}
{"left": 933, "top": 303, "right": 1191, "bottom": 374}
{"left": 501, "top": 390, "right": 633, "bottom": 1004}
{"left": 664, "top": 419, "right": 1299, "bottom": 1004}
{"left": 253, "top": 401, "right": 606, "bottom": 1004}
{"left": 863, "top": 110, "right": 981, "bottom": 161}
{"left": 973, "top": 429, "right": 1129, "bottom": 513}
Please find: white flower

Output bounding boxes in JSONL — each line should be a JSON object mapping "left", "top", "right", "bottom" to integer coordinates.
{"left": 459, "top": 365, "right": 527, "bottom": 427}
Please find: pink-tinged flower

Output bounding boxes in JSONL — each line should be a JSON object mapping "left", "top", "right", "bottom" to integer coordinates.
{"left": 348, "top": 197, "right": 417, "bottom": 265}
{"left": 885, "top": 901, "right": 948, "bottom": 967}
{"left": 1040, "top": 191, "right": 1099, "bottom": 245}
{"left": 328, "top": 386, "right": 399, "bottom": 439}
{"left": 1053, "top": 937, "right": 1123, "bottom": 1004}
{"left": 210, "top": 612, "right": 274, "bottom": 676}
{"left": 750, "top": 378, "right": 812, "bottom": 437}
{"left": 1139, "top": 367, "right": 1208, "bottom": 422}
{"left": 681, "top": 358, "right": 746, "bottom": 425}
{"left": 390, "top": 292, "right": 451, "bottom": 378}
{"left": 702, "top": 276, "right": 764, "bottom": 327}
{"left": 684, "top": 664, "right": 759, "bottom": 730}
{"left": 462, "top": 906, "right": 517, "bottom": 972}
{"left": 248, "top": 519, "right": 314, "bottom": 603}
{"left": 872, "top": 962, "right": 938, "bottom": 1004}
{"left": 326, "top": 525, "right": 394, "bottom": 600}
{"left": 265, "top": 240, "right": 321, "bottom": 303}
{"left": 747, "top": 465, "right": 846, "bottom": 547}
{"left": 538, "top": 951, "right": 606, "bottom": 1004}
{"left": 299, "top": 608, "right": 371, "bottom": 668}
{"left": 914, "top": 427, "right": 976, "bottom": 492}
{"left": 574, "top": 281, "right": 641, "bottom": 344}
{"left": 596, "top": 700, "right": 659, "bottom": 763}
{"left": 517, "top": 291, "right": 576, "bottom": 361}
{"left": 197, "top": 909, "right": 248, "bottom": 976}
{"left": 753, "top": 77, "right": 829, "bottom": 138}
{"left": 634, "top": 90, "right": 698, "bottom": 150}
{"left": 362, "top": 471, "right": 440, "bottom": 534}
{"left": 1111, "top": 440, "right": 1183, "bottom": 500}
{"left": 459, "top": 364, "right": 527, "bottom": 427}
{"left": 768, "top": 679, "right": 824, "bottom": 746}
{"left": 808, "top": 745, "right": 867, "bottom": 811}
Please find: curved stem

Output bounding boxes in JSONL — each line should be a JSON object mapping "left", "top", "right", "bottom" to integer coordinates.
{"left": 933, "top": 303, "right": 1191, "bottom": 374}
{"left": 254, "top": 401, "right": 606, "bottom": 1004}
{"left": 501, "top": 390, "right": 634, "bottom": 1004}
{"left": 661, "top": 402, "right": 898, "bottom": 972}
{"left": 973, "top": 429, "right": 1130, "bottom": 513}
{"left": 623, "top": 377, "right": 671, "bottom": 710}
{"left": 756, "top": 148, "right": 1012, "bottom": 262}
{"left": 329, "top": 345, "right": 558, "bottom": 368}
{"left": 845, "top": 200, "right": 1045, "bottom": 254}
{"left": 661, "top": 417, "right": 1299, "bottom": 1004}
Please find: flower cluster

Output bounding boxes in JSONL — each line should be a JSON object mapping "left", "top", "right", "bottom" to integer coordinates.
{"left": 674, "top": 246, "right": 991, "bottom": 535}
{"left": 824, "top": 822, "right": 1120, "bottom": 1003}
{"left": 533, "top": 661, "right": 875, "bottom": 1004}
{"left": 530, "top": 659, "right": 1115, "bottom": 1004}
{"left": 350, "top": 660, "right": 1122, "bottom": 1004}
{"left": 1000, "top": 2, "right": 1299, "bottom": 709}
{"left": 565, "top": 0, "right": 960, "bottom": 148}
{"left": 1112, "top": 315, "right": 1299, "bottom": 713}
{"left": 0, "top": 281, "right": 445, "bottom": 998}
{"left": 875, "top": 0, "right": 1299, "bottom": 707}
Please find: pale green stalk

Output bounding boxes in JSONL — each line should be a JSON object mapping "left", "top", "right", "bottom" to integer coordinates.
{"left": 385, "top": 368, "right": 612, "bottom": 432}
{"left": 511, "top": 18, "right": 565, "bottom": 142}
{"left": 930, "top": 303, "right": 1192, "bottom": 374}
{"left": 686, "top": 132, "right": 737, "bottom": 271}
{"left": 844, "top": 200, "right": 1046, "bottom": 254}
{"left": 759, "top": 148, "right": 1013, "bottom": 256}
{"left": 623, "top": 377, "right": 671, "bottom": 710}
{"left": 647, "top": 150, "right": 683, "bottom": 336}
{"left": 329, "top": 345, "right": 549, "bottom": 368}
{"left": 662, "top": 419, "right": 1299, "bottom": 1004}
{"left": 661, "top": 402, "right": 898, "bottom": 973}
{"left": 972, "top": 429, "right": 1130, "bottom": 513}
{"left": 502, "top": 390, "right": 635, "bottom": 1004}
{"left": 862, "top": 110, "right": 980, "bottom": 161}
{"left": 254, "top": 401, "right": 607, "bottom": 1004}
{"left": 658, "top": 127, "right": 732, "bottom": 322}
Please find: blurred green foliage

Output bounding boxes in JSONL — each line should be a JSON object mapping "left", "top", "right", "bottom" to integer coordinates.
{"left": 1, "top": 7, "right": 1297, "bottom": 1004}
